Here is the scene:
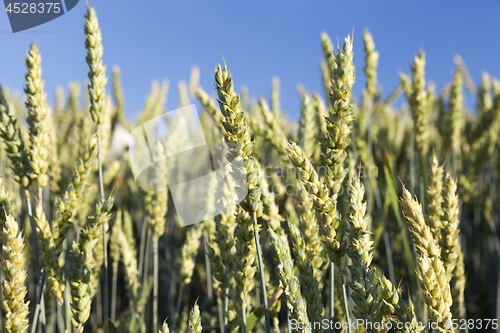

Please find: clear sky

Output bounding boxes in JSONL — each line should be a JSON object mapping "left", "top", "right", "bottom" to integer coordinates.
{"left": 1, "top": 1, "right": 499, "bottom": 121}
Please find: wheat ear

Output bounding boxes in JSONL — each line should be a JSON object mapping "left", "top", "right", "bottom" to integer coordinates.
{"left": 346, "top": 177, "right": 380, "bottom": 329}
{"left": 426, "top": 153, "right": 444, "bottom": 242}
{"left": 298, "top": 93, "right": 318, "bottom": 160}
{"left": 363, "top": 29, "right": 379, "bottom": 98}
{"left": 24, "top": 42, "right": 49, "bottom": 332}
{"left": 287, "top": 220, "right": 324, "bottom": 326}
{"left": 400, "top": 51, "right": 430, "bottom": 155}
{"left": 440, "top": 174, "right": 466, "bottom": 320}
{"left": 215, "top": 62, "right": 270, "bottom": 332}
{"left": 378, "top": 276, "right": 423, "bottom": 333}
{"left": 159, "top": 321, "right": 170, "bottom": 333}
{"left": 1, "top": 214, "right": 30, "bottom": 333}
{"left": 399, "top": 186, "right": 454, "bottom": 332}
{"left": 0, "top": 86, "right": 31, "bottom": 188}
{"left": 268, "top": 227, "right": 310, "bottom": 333}
{"left": 69, "top": 198, "right": 113, "bottom": 332}
{"left": 187, "top": 301, "right": 202, "bottom": 333}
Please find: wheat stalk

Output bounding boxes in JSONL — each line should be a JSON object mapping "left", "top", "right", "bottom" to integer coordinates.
{"left": 215, "top": 61, "right": 271, "bottom": 332}
{"left": 24, "top": 42, "right": 50, "bottom": 333}
{"left": 84, "top": 4, "right": 110, "bottom": 321}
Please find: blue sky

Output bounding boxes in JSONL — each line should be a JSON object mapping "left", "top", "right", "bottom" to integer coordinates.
{"left": 0, "top": 1, "right": 499, "bottom": 121}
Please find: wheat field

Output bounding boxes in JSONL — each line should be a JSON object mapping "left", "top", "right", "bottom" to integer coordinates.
{"left": 0, "top": 4, "right": 499, "bottom": 333}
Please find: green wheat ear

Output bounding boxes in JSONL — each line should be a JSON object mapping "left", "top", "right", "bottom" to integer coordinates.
{"left": 0, "top": 86, "right": 31, "bottom": 188}
{"left": 1, "top": 214, "right": 30, "bottom": 333}
{"left": 160, "top": 321, "right": 170, "bottom": 333}
{"left": 187, "top": 301, "right": 202, "bottom": 333}
{"left": 25, "top": 43, "right": 50, "bottom": 188}
{"left": 84, "top": 4, "right": 107, "bottom": 126}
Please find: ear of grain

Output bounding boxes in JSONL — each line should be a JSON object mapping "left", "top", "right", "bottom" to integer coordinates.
{"left": 399, "top": 186, "right": 454, "bottom": 332}
{"left": 378, "top": 275, "right": 423, "bottom": 333}
{"left": 117, "top": 227, "right": 141, "bottom": 312}
{"left": 258, "top": 97, "right": 289, "bottom": 165}
{"left": 346, "top": 177, "right": 380, "bottom": 325}
{"left": 0, "top": 85, "right": 31, "bottom": 188}
{"left": 84, "top": 5, "right": 107, "bottom": 126}
{"left": 426, "top": 153, "right": 444, "bottom": 242}
{"left": 401, "top": 50, "right": 430, "bottom": 155}
{"left": 25, "top": 43, "right": 50, "bottom": 188}
{"left": 440, "top": 174, "right": 466, "bottom": 320}
{"left": 1, "top": 214, "right": 30, "bottom": 333}
{"left": 232, "top": 208, "right": 257, "bottom": 311}
{"left": 160, "top": 321, "right": 170, "bottom": 333}
{"left": 320, "top": 32, "right": 336, "bottom": 77}
{"left": 34, "top": 204, "right": 64, "bottom": 305}
{"left": 268, "top": 227, "right": 309, "bottom": 332}
{"left": 187, "top": 301, "right": 202, "bottom": 333}
{"left": 297, "top": 93, "right": 317, "bottom": 160}
{"left": 286, "top": 141, "right": 345, "bottom": 265}
{"left": 0, "top": 177, "right": 12, "bottom": 229}
{"left": 363, "top": 29, "right": 379, "bottom": 98}
{"left": 287, "top": 219, "right": 324, "bottom": 324}
{"left": 295, "top": 183, "right": 325, "bottom": 281}
{"left": 179, "top": 225, "right": 203, "bottom": 286}
{"left": 322, "top": 34, "right": 355, "bottom": 200}
{"left": 69, "top": 198, "right": 113, "bottom": 331}
{"left": 215, "top": 62, "right": 263, "bottom": 217}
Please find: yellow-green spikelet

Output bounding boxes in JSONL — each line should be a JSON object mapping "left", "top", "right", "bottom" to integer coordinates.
{"left": 1, "top": 215, "right": 30, "bottom": 333}
{"left": 25, "top": 43, "right": 50, "bottom": 188}
{"left": 215, "top": 62, "right": 263, "bottom": 217}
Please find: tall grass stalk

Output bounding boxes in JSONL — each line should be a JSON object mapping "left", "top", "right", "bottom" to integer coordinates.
{"left": 84, "top": 4, "right": 109, "bottom": 321}
{"left": 214, "top": 61, "right": 269, "bottom": 333}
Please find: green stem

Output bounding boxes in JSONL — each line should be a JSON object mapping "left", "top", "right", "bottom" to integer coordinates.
{"left": 26, "top": 189, "right": 45, "bottom": 333}
{"left": 253, "top": 213, "right": 271, "bottom": 333}
{"left": 242, "top": 302, "right": 247, "bottom": 333}
{"left": 31, "top": 275, "right": 46, "bottom": 333}
{"left": 153, "top": 235, "right": 159, "bottom": 332}
{"left": 138, "top": 217, "right": 148, "bottom": 279}
{"left": 329, "top": 262, "right": 334, "bottom": 333}
{"left": 420, "top": 150, "right": 428, "bottom": 208}
{"left": 64, "top": 239, "right": 71, "bottom": 333}
{"left": 217, "top": 294, "right": 224, "bottom": 333}
{"left": 97, "top": 126, "right": 109, "bottom": 321}
{"left": 337, "top": 264, "right": 351, "bottom": 333}
{"left": 172, "top": 285, "right": 184, "bottom": 332}
{"left": 223, "top": 264, "right": 229, "bottom": 333}
{"left": 111, "top": 261, "right": 118, "bottom": 322}
{"left": 143, "top": 230, "right": 152, "bottom": 286}
{"left": 38, "top": 187, "right": 46, "bottom": 333}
